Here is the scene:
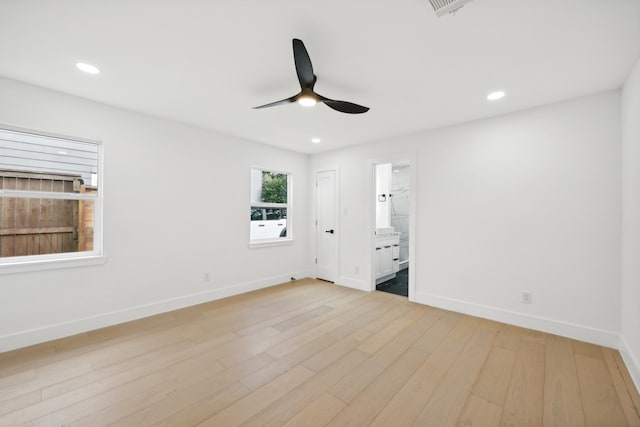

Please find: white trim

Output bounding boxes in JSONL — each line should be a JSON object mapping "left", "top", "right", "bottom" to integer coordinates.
{"left": 0, "top": 254, "right": 107, "bottom": 274}
{"left": 250, "top": 165, "right": 291, "bottom": 176}
{"left": 619, "top": 336, "right": 640, "bottom": 395}
{"left": 335, "top": 276, "right": 371, "bottom": 292}
{"left": 248, "top": 239, "right": 295, "bottom": 249}
{"left": 0, "top": 122, "right": 101, "bottom": 145}
{"left": 249, "top": 167, "right": 292, "bottom": 244}
{"left": 0, "top": 270, "right": 312, "bottom": 353}
{"left": 0, "top": 123, "right": 105, "bottom": 267}
{"left": 415, "top": 291, "right": 619, "bottom": 348}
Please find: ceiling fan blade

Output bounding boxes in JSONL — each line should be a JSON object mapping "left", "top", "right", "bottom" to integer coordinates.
{"left": 319, "top": 96, "right": 370, "bottom": 114}
{"left": 253, "top": 95, "right": 297, "bottom": 109}
{"left": 293, "top": 39, "right": 315, "bottom": 89}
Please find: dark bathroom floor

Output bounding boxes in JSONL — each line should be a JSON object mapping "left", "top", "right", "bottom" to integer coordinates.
{"left": 376, "top": 267, "right": 408, "bottom": 297}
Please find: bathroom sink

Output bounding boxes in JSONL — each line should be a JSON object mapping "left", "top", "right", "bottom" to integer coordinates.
{"left": 375, "top": 227, "right": 395, "bottom": 235}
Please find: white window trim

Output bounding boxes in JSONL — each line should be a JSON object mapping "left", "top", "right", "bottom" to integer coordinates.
{"left": 248, "top": 239, "right": 295, "bottom": 249}
{"left": 0, "top": 124, "right": 104, "bottom": 273}
{"left": 0, "top": 254, "right": 107, "bottom": 275}
{"left": 249, "top": 167, "right": 293, "bottom": 247}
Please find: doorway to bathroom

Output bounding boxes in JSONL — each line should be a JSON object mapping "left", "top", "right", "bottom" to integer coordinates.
{"left": 370, "top": 156, "right": 416, "bottom": 301}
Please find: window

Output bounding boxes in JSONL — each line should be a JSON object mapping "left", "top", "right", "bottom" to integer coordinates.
{"left": 250, "top": 168, "right": 290, "bottom": 244}
{"left": 0, "top": 126, "right": 102, "bottom": 269}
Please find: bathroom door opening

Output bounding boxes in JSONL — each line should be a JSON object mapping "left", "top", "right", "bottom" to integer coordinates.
{"left": 370, "top": 157, "right": 416, "bottom": 300}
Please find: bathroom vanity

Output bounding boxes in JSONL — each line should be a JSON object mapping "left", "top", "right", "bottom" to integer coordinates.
{"left": 375, "top": 230, "right": 400, "bottom": 284}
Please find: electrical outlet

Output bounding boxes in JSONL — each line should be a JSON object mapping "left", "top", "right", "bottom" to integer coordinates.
{"left": 354, "top": 266, "right": 360, "bottom": 274}
{"left": 203, "top": 273, "right": 210, "bottom": 282}
{"left": 521, "top": 291, "right": 533, "bottom": 304}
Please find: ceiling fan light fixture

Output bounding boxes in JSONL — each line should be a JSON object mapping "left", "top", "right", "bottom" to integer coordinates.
{"left": 297, "top": 95, "right": 317, "bottom": 107}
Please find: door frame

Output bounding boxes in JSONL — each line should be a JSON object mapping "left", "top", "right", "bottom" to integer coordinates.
{"left": 315, "top": 168, "right": 339, "bottom": 282}
{"left": 368, "top": 153, "right": 417, "bottom": 301}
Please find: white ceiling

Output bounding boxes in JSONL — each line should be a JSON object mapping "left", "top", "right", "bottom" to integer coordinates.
{"left": 0, "top": 0, "right": 639, "bottom": 154}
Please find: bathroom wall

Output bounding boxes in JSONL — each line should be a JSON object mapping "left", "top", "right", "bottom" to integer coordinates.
{"left": 375, "top": 163, "right": 392, "bottom": 228}
{"left": 390, "top": 165, "right": 410, "bottom": 266}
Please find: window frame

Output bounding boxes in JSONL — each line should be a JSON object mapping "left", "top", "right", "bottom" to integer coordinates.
{"left": 0, "top": 124, "right": 105, "bottom": 274}
{"left": 249, "top": 167, "right": 293, "bottom": 248}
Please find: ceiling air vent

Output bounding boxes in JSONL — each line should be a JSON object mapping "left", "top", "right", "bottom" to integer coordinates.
{"left": 429, "top": 0, "right": 475, "bottom": 17}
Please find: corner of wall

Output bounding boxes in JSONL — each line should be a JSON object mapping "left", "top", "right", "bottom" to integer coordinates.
{"left": 620, "top": 335, "right": 640, "bottom": 395}
{"left": 620, "top": 54, "right": 640, "bottom": 397}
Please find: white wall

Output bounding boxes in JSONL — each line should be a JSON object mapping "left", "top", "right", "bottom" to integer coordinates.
{"left": 621, "top": 57, "right": 640, "bottom": 391}
{"left": 311, "top": 91, "right": 622, "bottom": 347}
{"left": 390, "top": 165, "right": 410, "bottom": 265}
{"left": 0, "top": 77, "right": 311, "bottom": 351}
{"left": 375, "top": 163, "right": 392, "bottom": 228}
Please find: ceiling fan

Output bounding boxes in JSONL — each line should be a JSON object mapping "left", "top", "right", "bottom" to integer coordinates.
{"left": 253, "top": 39, "right": 370, "bottom": 114}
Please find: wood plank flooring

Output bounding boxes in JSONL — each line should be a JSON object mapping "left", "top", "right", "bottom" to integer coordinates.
{"left": 1, "top": 279, "right": 639, "bottom": 426}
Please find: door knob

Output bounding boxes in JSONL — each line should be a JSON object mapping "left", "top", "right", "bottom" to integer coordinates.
{"left": 325, "top": 229, "right": 334, "bottom": 234}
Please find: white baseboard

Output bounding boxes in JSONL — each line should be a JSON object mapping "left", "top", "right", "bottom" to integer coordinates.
{"left": 376, "top": 273, "right": 397, "bottom": 285}
{"left": 415, "top": 292, "right": 619, "bottom": 348}
{"left": 619, "top": 336, "right": 640, "bottom": 395}
{"left": 336, "top": 276, "right": 371, "bottom": 292}
{"left": 0, "top": 270, "right": 311, "bottom": 353}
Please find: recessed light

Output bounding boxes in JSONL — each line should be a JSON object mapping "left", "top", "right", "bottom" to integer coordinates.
{"left": 76, "top": 62, "right": 100, "bottom": 74}
{"left": 487, "top": 91, "right": 505, "bottom": 101}
{"left": 311, "top": 138, "right": 321, "bottom": 144}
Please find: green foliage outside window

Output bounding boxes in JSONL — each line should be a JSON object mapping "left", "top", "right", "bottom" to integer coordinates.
{"left": 262, "top": 171, "right": 287, "bottom": 204}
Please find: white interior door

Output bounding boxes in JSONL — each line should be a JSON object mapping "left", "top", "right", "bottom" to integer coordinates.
{"left": 316, "top": 170, "right": 337, "bottom": 282}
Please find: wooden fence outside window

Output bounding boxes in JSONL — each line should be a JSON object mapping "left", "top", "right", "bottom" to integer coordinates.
{"left": 0, "top": 170, "right": 95, "bottom": 258}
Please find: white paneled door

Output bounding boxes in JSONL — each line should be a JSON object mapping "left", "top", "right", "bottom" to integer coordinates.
{"left": 316, "top": 170, "right": 337, "bottom": 282}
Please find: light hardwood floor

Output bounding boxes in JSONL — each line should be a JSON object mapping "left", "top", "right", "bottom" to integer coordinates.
{"left": 1, "top": 279, "right": 639, "bottom": 426}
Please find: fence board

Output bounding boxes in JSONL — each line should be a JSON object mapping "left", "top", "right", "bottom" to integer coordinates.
{"left": 14, "top": 179, "right": 29, "bottom": 256}
{"left": 78, "top": 186, "right": 96, "bottom": 252}
{"left": 1, "top": 177, "right": 17, "bottom": 256}
{"left": 27, "top": 177, "right": 41, "bottom": 254}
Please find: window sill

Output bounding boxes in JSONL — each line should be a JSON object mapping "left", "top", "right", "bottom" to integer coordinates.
{"left": 248, "top": 239, "right": 295, "bottom": 249}
{"left": 0, "top": 255, "right": 108, "bottom": 275}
